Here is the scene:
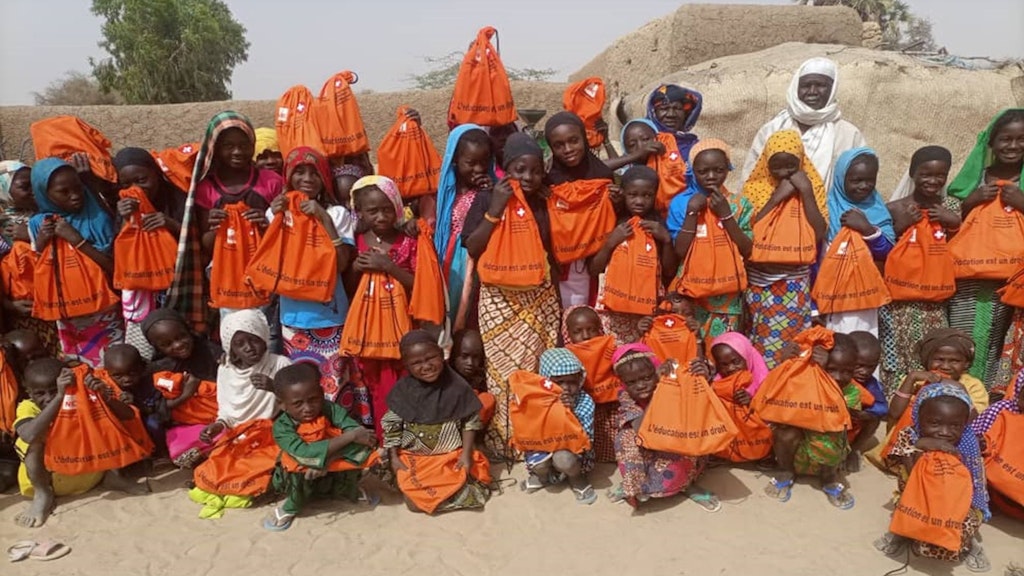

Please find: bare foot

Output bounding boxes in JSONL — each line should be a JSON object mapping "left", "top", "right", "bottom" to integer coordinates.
{"left": 101, "top": 470, "right": 151, "bottom": 495}
{"left": 14, "top": 488, "right": 55, "bottom": 528}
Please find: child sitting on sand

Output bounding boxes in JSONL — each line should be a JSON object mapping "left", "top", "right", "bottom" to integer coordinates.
{"left": 100, "top": 344, "right": 163, "bottom": 450}
{"left": 0, "top": 330, "right": 48, "bottom": 492}
{"left": 448, "top": 329, "right": 496, "bottom": 427}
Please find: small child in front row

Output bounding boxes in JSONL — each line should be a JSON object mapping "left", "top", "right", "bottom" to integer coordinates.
{"left": 846, "top": 331, "right": 888, "bottom": 471}
{"left": 264, "top": 363, "right": 378, "bottom": 531}
{"left": 448, "top": 329, "right": 496, "bottom": 428}
{"left": 100, "top": 344, "right": 164, "bottom": 451}
{"left": 0, "top": 330, "right": 47, "bottom": 492}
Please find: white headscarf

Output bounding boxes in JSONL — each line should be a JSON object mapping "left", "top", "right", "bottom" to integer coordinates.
{"left": 220, "top": 308, "right": 271, "bottom": 355}
{"left": 215, "top": 308, "right": 290, "bottom": 428}
{"left": 784, "top": 58, "right": 841, "bottom": 181}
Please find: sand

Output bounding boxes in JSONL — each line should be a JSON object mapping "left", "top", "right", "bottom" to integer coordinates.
{"left": 2, "top": 451, "right": 1022, "bottom": 576}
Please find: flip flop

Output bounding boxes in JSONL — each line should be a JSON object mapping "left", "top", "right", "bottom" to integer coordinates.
{"left": 872, "top": 532, "right": 907, "bottom": 557}
{"left": 822, "top": 483, "right": 855, "bottom": 510}
{"left": 262, "top": 507, "right": 295, "bottom": 532}
{"left": 520, "top": 474, "right": 546, "bottom": 493}
{"left": 964, "top": 541, "right": 991, "bottom": 573}
{"left": 572, "top": 484, "right": 597, "bottom": 505}
{"left": 764, "top": 477, "right": 794, "bottom": 502}
{"left": 687, "top": 489, "right": 722, "bottom": 513}
{"left": 7, "top": 540, "right": 71, "bottom": 562}
{"left": 357, "top": 488, "right": 381, "bottom": 509}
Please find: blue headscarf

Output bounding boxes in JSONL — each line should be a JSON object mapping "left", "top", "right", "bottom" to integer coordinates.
{"left": 665, "top": 140, "right": 733, "bottom": 241}
{"left": 619, "top": 118, "right": 658, "bottom": 153}
{"left": 645, "top": 84, "right": 703, "bottom": 162}
{"left": 29, "top": 158, "right": 115, "bottom": 254}
{"left": 910, "top": 382, "right": 990, "bottom": 521}
{"left": 826, "top": 147, "right": 895, "bottom": 244}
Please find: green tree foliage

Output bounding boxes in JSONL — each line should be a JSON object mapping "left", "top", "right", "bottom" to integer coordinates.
{"left": 90, "top": 0, "right": 250, "bottom": 104}
{"left": 34, "top": 71, "right": 122, "bottom": 106}
{"left": 408, "top": 51, "right": 557, "bottom": 90}
{"left": 794, "top": 0, "right": 938, "bottom": 50}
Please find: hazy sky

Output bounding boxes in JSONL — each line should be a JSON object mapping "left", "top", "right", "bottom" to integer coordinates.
{"left": 3, "top": 0, "right": 1021, "bottom": 105}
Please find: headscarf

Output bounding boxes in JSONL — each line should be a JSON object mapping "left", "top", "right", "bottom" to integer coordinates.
{"left": 253, "top": 127, "right": 279, "bottom": 159}
{"left": 387, "top": 330, "right": 481, "bottom": 425}
{"left": 972, "top": 369, "right": 1024, "bottom": 435}
{"left": 141, "top": 307, "right": 188, "bottom": 336}
{"left": 786, "top": 58, "right": 840, "bottom": 127}
{"left": 889, "top": 145, "right": 953, "bottom": 202}
{"left": 216, "top": 307, "right": 288, "bottom": 427}
{"left": 915, "top": 327, "right": 975, "bottom": 367}
{"left": 539, "top": 348, "right": 585, "bottom": 378}
{"left": 544, "top": 112, "right": 614, "bottom": 186}
{"left": 350, "top": 175, "right": 405, "bottom": 224}
{"left": 710, "top": 332, "right": 770, "bottom": 395}
{"left": 910, "top": 382, "right": 990, "bottom": 520}
{"left": 611, "top": 343, "right": 660, "bottom": 371}
{"left": 142, "top": 307, "right": 219, "bottom": 380}
{"left": 503, "top": 132, "right": 543, "bottom": 167}
{"left": 283, "top": 146, "right": 335, "bottom": 202}
{"left": 0, "top": 160, "right": 28, "bottom": 204}
{"left": 220, "top": 308, "right": 271, "bottom": 359}
{"left": 645, "top": 84, "right": 703, "bottom": 161}
{"left": 560, "top": 305, "right": 595, "bottom": 345}
{"left": 112, "top": 147, "right": 187, "bottom": 219}
{"left": 948, "top": 109, "right": 1024, "bottom": 200}
{"left": 741, "top": 129, "right": 827, "bottom": 214}
{"left": 826, "top": 147, "right": 894, "bottom": 243}
{"left": 28, "top": 157, "right": 115, "bottom": 253}
{"left": 619, "top": 118, "right": 658, "bottom": 153}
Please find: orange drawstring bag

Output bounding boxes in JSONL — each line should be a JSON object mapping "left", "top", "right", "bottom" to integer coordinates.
{"left": 32, "top": 233, "right": 119, "bottom": 322}
{"left": 562, "top": 77, "right": 606, "bottom": 148}
{"left": 647, "top": 133, "right": 688, "bottom": 214}
{"left": 982, "top": 411, "right": 1024, "bottom": 507}
{"left": 340, "top": 272, "right": 412, "bottom": 360}
{"left": 0, "top": 352, "right": 18, "bottom": 434}
{"left": 448, "top": 26, "right": 517, "bottom": 127}
{"left": 477, "top": 180, "right": 547, "bottom": 287}
{"left": 209, "top": 202, "right": 268, "bottom": 309}
{"left": 750, "top": 196, "right": 818, "bottom": 265}
{"left": 674, "top": 207, "right": 747, "bottom": 299}
{"left": 395, "top": 449, "right": 491, "bottom": 514}
{"left": 44, "top": 364, "right": 153, "bottom": 475}
{"left": 153, "top": 143, "right": 199, "bottom": 192}
{"left": 711, "top": 371, "right": 774, "bottom": 462}
{"left": 751, "top": 326, "right": 852, "bottom": 433}
{"left": 280, "top": 416, "right": 379, "bottom": 473}
{"left": 113, "top": 186, "right": 179, "bottom": 291}
{"left": 949, "top": 188, "right": 1024, "bottom": 280}
{"left": 152, "top": 371, "right": 219, "bottom": 426}
{"left": 315, "top": 71, "right": 370, "bottom": 157}
{"left": 641, "top": 314, "right": 699, "bottom": 364}
{"left": 91, "top": 369, "right": 157, "bottom": 453}
{"left": 548, "top": 179, "right": 616, "bottom": 264}
{"left": 30, "top": 116, "right": 117, "bottom": 182}
{"left": 885, "top": 215, "right": 956, "bottom": 302}
{"left": 566, "top": 335, "right": 620, "bottom": 404}
{"left": 377, "top": 106, "right": 442, "bottom": 199}
{"left": 477, "top": 391, "right": 497, "bottom": 426}
{"left": 508, "top": 370, "right": 592, "bottom": 454}
{"left": 275, "top": 85, "right": 322, "bottom": 156}
{"left": 245, "top": 191, "right": 337, "bottom": 303}
{"left": 1, "top": 241, "right": 36, "bottom": 301}
{"left": 812, "top": 227, "right": 891, "bottom": 314}
{"left": 193, "top": 418, "right": 279, "bottom": 497}
{"left": 409, "top": 219, "right": 447, "bottom": 325}
{"left": 637, "top": 362, "right": 738, "bottom": 456}
{"left": 890, "top": 451, "right": 974, "bottom": 552}
{"left": 600, "top": 216, "right": 659, "bottom": 315}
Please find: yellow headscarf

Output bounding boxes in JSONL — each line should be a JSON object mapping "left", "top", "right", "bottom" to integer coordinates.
{"left": 253, "top": 127, "right": 279, "bottom": 159}
{"left": 742, "top": 129, "right": 826, "bottom": 214}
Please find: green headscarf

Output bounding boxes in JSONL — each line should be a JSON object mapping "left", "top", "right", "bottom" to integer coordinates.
{"left": 948, "top": 108, "right": 1024, "bottom": 199}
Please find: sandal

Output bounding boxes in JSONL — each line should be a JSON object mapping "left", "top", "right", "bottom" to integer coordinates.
{"left": 872, "top": 532, "right": 907, "bottom": 557}
{"left": 964, "top": 540, "right": 991, "bottom": 573}
{"left": 822, "top": 482, "right": 855, "bottom": 510}
{"left": 262, "top": 507, "right": 295, "bottom": 532}
{"left": 686, "top": 488, "right": 722, "bottom": 513}
{"left": 572, "top": 484, "right": 597, "bottom": 505}
{"left": 357, "top": 488, "right": 381, "bottom": 509}
{"left": 764, "top": 477, "right": 794, "bottom": 502}
{"left": 7, "top": 540, "right": 71, "bottom": 562}
{"left": 520, "top": 474, "right": 546, "bottom": 493}
{"left": 607, "top": 485, "right": 626, "bottom": 503}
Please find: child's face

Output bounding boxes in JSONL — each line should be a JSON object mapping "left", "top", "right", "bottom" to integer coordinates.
{"left": 927, "top": 346, "right": 968, "bottom": 380}
{"left": 692, "top": 150, "right": 729, "bottom": 192}
{"left": 256, "top": 151, "right": 284, "bottom": 175}
{"left": 456, "top": 142, "right": 491, "bottom": 185}
{"left": 767, "top": 152, "right": 800, "bottom": 181}
{"left": 623, "top": 124, "right": 656, "bottom": 154}
{"left": 711, "top": 344, "right": 747, "bottom": 378}
{"left": 566, "top": 310, "right": 603, "bottom": 344}
{"left": 918, "top": 396, "right": 968, "bottom": 445}
{"left": 506, "top": 155, "right": 544, "bottom": 196}
{"left": 547, "top": 124, "right": 587, "bottom": 168}
{"left": 911, "top": 160, "right": 950, "bottom": 199}
{"left": 147, "top": 320, "right": 194, "bottom": 360}
{"left": 230, "top": 331, "right": 267, "bottom": 369}
{"left": 403, "top": 342, "right": 445, "bottom": 384}
{"left": 357, "top": 188, "right": 397, "bottom": 236}
{"left": 106, "top": 357, "right": 145, "bottom": 390}
{"left": 853, "top": 346, "right": 880, "bottom": 384}
{"left": 46, "top": 167, "right": 85, "bottom": 213}
{"left": 550, "top": 372, "right": 583, "bottom": 398}
{"left": 334, "top": 175, "right": 358, "bottom": 207}
{"left": 843, "top": 160, "right": 877, "bottom": 203}
{"left": 450, "top": 336, "right": 485, "bottom": 386}
{"left": 24, "top": 374, "right": 58, "bottom": 409}
{"left": 216, "top": 128, "right": 254, "bottom": 171}
{"left": 118, "top": 164, "right": 162, "bottom": 200}
{"left": 617, "top": 359, "right": 657, "bottom": 403}
{"left": 278, "top": 379, "right": 324, "bottom": 423}
{"left": 826, "top": 348, "right": 856, "bottom": 387}
{"left": 622, "top": 179, "right": 657, "bottom": 216}
{"left": 9, "top": 334, "right": 46, "bottom": 365}
{"left": 9, "top": 169, "right": 36, "bottom": 211}
{"left": 665, "top": 293, "right": 694, "bottom": 317}
{"left": 289, "top": 164, "right": 324, "bottom": 197}
{"left": 991, "top": 120, "right": 1024, "bottom": 166}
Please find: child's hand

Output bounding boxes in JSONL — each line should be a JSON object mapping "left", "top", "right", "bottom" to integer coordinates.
{"left": 686, "top": 193, "right": 707, "bottom": 214}
{"left": 11, "top": 300, "right": 33, "bottom": 316}
{"left": 733, "top": 388, "right": 752, "bottom": 406}
{"left": 637, "top": 316, "right": 654, "bottom": 334}
{"left": 84, "top": 374, "right": 112, "bottom": 400}
{"left": 810, "top": 345, "right": 829, "bottom": 367}
{"left": 56, "top": 368, "right": 74, "bottom": 396}
{"left": 345, "top": 426, "right": 377, "bottom": 448}
{"left": 688, "top": 358, "right": 710, "bottom": 379}
{"left": 243, "top": 208, "right": 269, "bottom": 228}
{"left": 1000, "top": 181, "right": 1024, "bottom": 212}
{"left": 915, "top": 437, "right": 959, "bottom": 455}
{"left": 141, "top": 212, "right": 169, "bottom": 232}
{"left": 642, "top": 140, "right": 666, "bottom": 159}
{"left": 353, "top": 249, "right": 395, "bottom": 274}
{"left": 117, "top": 197, "right": 140, "bottom": 218}
{"left": 607, "top": 184, "right": 623, "bottom": 205}
{"left": 707, "top": 190, "right": 732, "bottom": 219}
{"left": 471, "top": 173, "right": 493, "bottom": 192}
{"left": 908, "top": 370, "right": 941, "bottom": 385}
{"left": 68, "top": 152, "right": 91, "bottom": 174}
{"left": 200, "top": 421, "right": 226, "bottom": 444}
{"left": 789, "top": 171, "right": 813, "bottom": 195}
{"left": 300, "top": 199, "right": 326, "bottom": 219}
{"left": 390, "top": 454, "right": 408, "bottom": 474}
{"left": 401, "top": 219, "right": 419, "bottom": 237}
{"left": 772, "top": 178, "right": 798, "bottom": 201}
{"left": 778, "top": 342, "right": 802, "bottom": 363}
{"left": 454, "top": 448, "right": 473, "bottom": 471}
{"left": 968, "top": 182, "right": 1000, "bottom": 206}
{"left": 639, "top": 220, "right": 671, "bottom": 244}
{"left": 683, "top": 316, "right": 701, "bottom": 334}
{"left": 925, "top": 206, "right": 961, "bottom": 229}
{"left": 903, "top": 203, "right": 924, "bottom": 225}
{"left": 207, "top": 209, "right": 227, "bottom": 231}
{"left": 488, "top": 176, "right": 515, "bottom": 215}
{"left": 657, "top": 361, "right": 677, "bottom": 378}
{"left": 250, "top": 374, "right": 274, "bottom": 392}
{"left": 270, "top": 194, "right": 287, "bottom": 215}
{"left": 403, "top": 108, "right": 422, "bottom": 125}
{"left": 119, "top": 391, "right": 134, "bottom": 405}
{"left": 606, "top": 221, "right": 633, "bottom": 246}
{"left": 840, "top": 209, "right": 875, "bottom": 236}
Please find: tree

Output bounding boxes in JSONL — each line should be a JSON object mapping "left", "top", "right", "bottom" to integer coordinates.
{"left": 33, "top": 72, "right": 122, "bottom": 106}
{"left": 90, "top": 0, "right": 249, "bottom": 104}
{"left": 408, "top": 51, "right": 557, "bottom": 91}
{"left": 794, "top": 0, "right": 937, "bottom": 50}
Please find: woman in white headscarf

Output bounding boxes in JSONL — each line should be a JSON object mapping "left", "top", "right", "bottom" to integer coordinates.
{"left": 742, "top": 57, "right": 866, "bottom": 187}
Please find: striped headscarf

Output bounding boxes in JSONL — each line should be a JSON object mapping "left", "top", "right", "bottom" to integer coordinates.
{"left": 741, "top": 129, "right": 827, "bottom": 215}
{"left": 350, "top": 175, "right": 406, "bottom": 225}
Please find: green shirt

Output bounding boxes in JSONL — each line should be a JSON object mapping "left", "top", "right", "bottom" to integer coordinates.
{"left": 272, "top": 402, "right": 371, "bottom": 470}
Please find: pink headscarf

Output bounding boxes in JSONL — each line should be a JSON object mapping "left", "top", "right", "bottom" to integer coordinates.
{"left": 710, "top": 332, "right": 769, "bottom": 396}
{"left": 612, "top": 343, "right": 661, "bottom": 370}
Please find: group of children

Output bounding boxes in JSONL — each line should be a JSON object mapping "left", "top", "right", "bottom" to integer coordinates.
{"left": 0, "top": 48, "right": 1022, "bottom": 574}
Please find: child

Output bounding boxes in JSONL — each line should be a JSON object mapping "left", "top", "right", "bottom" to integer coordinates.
{"left": 13, "top": 358, "right": 147, "bottom": 528}
{"left": 0, "top": 329, "right": 47, "bottom": 492}
{"left": 331, "top": 164, "right": 366, "bottom": 210}
{"left": 590, "top": 165, "right": 668, "bottom": 344}
{"left": 100, "top": 344, "right": 164, "bottom": 451}
{"left": 846, "top": 331, "right": 888, "bottom": 471}
{"left": 521, "top": 348, "right": 597, "bottom": 505}
{"left": 264, "top": 363, "right": 378, "bottom": 531}
{"left": 383, "top": 330, "right": 490, "bottom": 514}
{"left": 605, "top": 119, "right": 664, "bottom": 173}
{"left": 704, "top": 332, "right": 773, "bottom": 464}
{"left": 874, "top": 382, "right": 990, "bottom": 572}
{"left": 448, "top": 329, "right": 496, "bottom": 427}
{"left": 972, "top": 370, "right": 1024, "bottom": 520}
{"left": 253, "top": 127, "right": 283, "bottom": 175}
{"left": 639, "top": 292, "right": 701, "bottom": 364}
{"left": 562, "top": 307, "right": 618, "bottom": 463}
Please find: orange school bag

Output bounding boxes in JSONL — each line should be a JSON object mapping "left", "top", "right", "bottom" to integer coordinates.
{"left": 280, "top": 415, "right": 379, "bottom": 473}
{"left": 812, "top": 227, "right": 891, "bottom": 314}
{"left": 275, "top": 85, "right": 321, "bottom": 156}
{"left": 751, "top": 326, "right": 852, "bottom": 433}
{"left": 0, "top": 351, "right": 18, "bottom": 435}
{"left": 548, "top": 179, "right": 616, "bottom": 264}
{"left": 193, "top": 418, "right": 279, "bottom": 497}
{"left": 711, "top": 371, "right": 774, "bottom": 462}
{"left": 1, "top": 241, "right": 36, "bottom": 301}
{"left": 153, "top": 142, "right": 199, "bottom": 193}
{"left": 562, "top": 77, "right": 606, "bottom": 148}
{"left": 209, "top": 202, "right": 267, "bottom": 309}
{"left": 642, "top": 313, "right": 699, "bottom": 364}
{"left": 948, "top": 187, "right": 1024, "bottom": 280}
{"left": 395, "top": 449, "right": 491, "bottom": 514}
{"left": 448, "top": 26, "right": 517, "bottom": 127}
{"left": 600, "top": 216, "right": 659, "bottom": 315}
{"left": 245, "top": 191, "right": 337, "bottom": 303}
{"left": 647, "top": 133, "right": 688, "bottom": 214}
{"left": 151, "top": 371, "right": 219, "bottom": 426}
{"left": 113, "top": 186, "right": 178, "bottom": 291}
{"left": 476, "top": 180, "right": 547, "bottom": 287}
{"left": 637, "top": 362, "right": 738, "bottom": 456}
{"left": 508, "top": 370, "right": 592, "bottom": 454}
{"left": 566, "top": 335, "right": 620, "bottom": 404}
{"left": 32, "top": 231, "right": 119, "bottom": 322}
{"left": 44, "top": 364, "right": 153, "bottom": 475}
{"left": 982, "top": 410, "right": 1024, "bottom": 507}
{"left": 890, "top": 451, "right": 974, "bottom": 552}
{"left": 377, "top": 106, "right": 442, "bottom": 199}
{"left": 750, "top": 196, "right": 818, "bottom": 265}
{"left": 885, "top": 215, "right": 956, "bottom": 302}
{"left": 30, "top": 116, "right": 117, "bottom": 182}
{"left": 340, "top": 272, "right": 412, "bottom": 360}
{"left": 315, "top": 71, "right": 370, "bottom": 157}
{"left": 675, "top": 207, "right": 747, "bottom": 299}
{"left": 409, "top": 219, "right": 447, "bottom": 325}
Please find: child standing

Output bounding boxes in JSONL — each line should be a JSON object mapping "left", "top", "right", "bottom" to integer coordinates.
{"left": 562, "top": 306, "right": 619, "bottom": 463}
{"left": 448, "top": 329, "right": 496, "bottom": 428}
{"left": 253, "top": 127, "right": 283, "bottom": 175}
{"left": 846, "top": 331, "right": 888, "bottom": 471}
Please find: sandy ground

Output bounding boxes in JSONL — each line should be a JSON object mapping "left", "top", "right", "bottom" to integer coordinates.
{"left": 1, "top": 454, "right": 1022, "bottom": 576}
